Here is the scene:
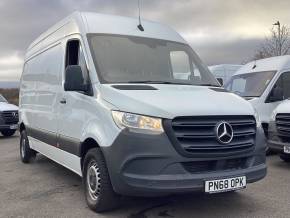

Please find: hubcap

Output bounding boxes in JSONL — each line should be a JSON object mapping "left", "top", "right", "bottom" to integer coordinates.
{"left": 87, "top": 161, "right": 101, "bottom": 201}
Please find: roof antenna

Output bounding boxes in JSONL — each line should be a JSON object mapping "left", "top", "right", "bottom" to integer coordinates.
{"left": 252, "top": 59, "right": 257, "bottom": 69}
{"left": 137, "top": 0, "right": 144, "bottom": 31}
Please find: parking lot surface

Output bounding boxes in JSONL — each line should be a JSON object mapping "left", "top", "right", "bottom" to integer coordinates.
{"left": 1, "top": 135, "right": 290, "bottom": 218}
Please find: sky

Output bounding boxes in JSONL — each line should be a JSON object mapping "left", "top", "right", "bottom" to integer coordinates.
{"left": 1, "top": 0, "right": 290, "bottom": 82}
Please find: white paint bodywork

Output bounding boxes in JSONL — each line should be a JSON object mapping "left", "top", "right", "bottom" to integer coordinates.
{"left": 271, "top": 100, "right": 290, "bottom": 121}
{"left": 101, "top": 84, "right": 254, "bottom": 119}
{"left": 0, "top": 102, "right": 18, "bottom": 112}
{"left": 275, "top": 100, "right": 290, "bottom": 113}
{"left": 232, "top": 56, "right": 290, "bottom": 124}
{"left": 19, "top": 12, "right": 257, "bottom": 176}
{"left": 28, "top": 136, "right": 82, "bottom": 175}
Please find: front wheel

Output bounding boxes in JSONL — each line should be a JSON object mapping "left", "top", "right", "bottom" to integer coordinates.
{"left": 20, "top": 130, "right": 36, "bottom": 163}
{"left": 280, "top": 154, "right": 290, "bottom": 163}
{"left": 83, "top": 148, "right": 120, "bottom": 212}
{"left": 1, "top": 129, "right": 16, "bottom": 137}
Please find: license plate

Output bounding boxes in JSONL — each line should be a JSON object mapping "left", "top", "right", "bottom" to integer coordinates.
{"left": 205, "top": 176, "right": 246, "bottom": 193}
{"left": 284, "top": 146, "right": 290, "bottom": 154}
{"left": 10, "top": 124, "right": 18, "bottom": 130}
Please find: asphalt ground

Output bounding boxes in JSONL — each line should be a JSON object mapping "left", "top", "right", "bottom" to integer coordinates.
{"left": 1, "top": 134, "right": 290, "bottom": 218}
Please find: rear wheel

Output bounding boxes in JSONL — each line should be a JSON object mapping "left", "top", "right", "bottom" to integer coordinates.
{"left": 1, "top": 129, "right": 16, "bottom": 137}
{"left": 20, "top": 130, "right": 36, "bottom": 163}
{"left": 83, "top": 148, "right": 120, "bottom": 212}
{"left": 280, "top": 154, "right": 290, "bottom": 163}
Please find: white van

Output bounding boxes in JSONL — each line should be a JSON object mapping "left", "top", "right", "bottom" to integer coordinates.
{"left": 19, "top": 12, "right": 266, "bottom": 212}
{"left": 0, "top": 94, "right": 18, "bottom": 136}
{"left": 209, "top": 64, "right": 242, "bottom": 85}
{"left": 225, "top": 56, "right": 290, "bottom": 146}
{"left": 268, "top": 100, "right": 290, "bottom": 162}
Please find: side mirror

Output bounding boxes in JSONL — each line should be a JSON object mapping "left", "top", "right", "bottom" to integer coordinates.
{"left": 217, "top": 78, "right": 224, "bottom": 86}
{"left": 269, "top": 86, "right": 284, "bottom": 102}
{"left": 64, "top": 65, "right": 89, "bottom": 92}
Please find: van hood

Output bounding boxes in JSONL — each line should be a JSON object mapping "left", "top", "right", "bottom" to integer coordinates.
{"left": 100, "top": 84, "right": 255, "bottom": 119}
{"left": 247, "top": 97, "right": 259, "bottom": 107}
{"left": 276, "top": 100, "right": 290, "bottom": 113}
{"left": 0, "top": 102, "right": 18, "bottom": 111}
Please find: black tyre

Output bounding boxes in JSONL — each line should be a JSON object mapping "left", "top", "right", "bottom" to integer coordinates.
{"left": 280, "top": 154, "right": 290, "bottom": 163}
{"left": 20, "top": 130, "right": 36, "bottom": 163}
{"left": 1, "top": 129, "right": 16, "bottom": 137}
{"left": 83, "top": 148, "right": 119, "bottom": 212}
{"left": 266, "top": 146, "right": 272, "bottom": 156}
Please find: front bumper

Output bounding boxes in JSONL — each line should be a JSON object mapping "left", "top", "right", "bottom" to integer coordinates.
{"left": 0, "top": 124, "right": 18, "bottom": 131}
{"left": 268, "top": 121, "right": 290, "bottom": 153}
{"left": 0, "top": 115, "right": 18, "bottom": 131}
{"left": 101, "top": 127, "right": 267, "bottom": 197}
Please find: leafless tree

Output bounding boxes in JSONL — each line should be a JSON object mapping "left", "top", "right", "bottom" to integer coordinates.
{"left": 253, "top": 22, "right": 290, "bottom": 60}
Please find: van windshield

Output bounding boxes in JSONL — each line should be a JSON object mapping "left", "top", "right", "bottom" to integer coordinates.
{"left": 225, "top": 71, "right": 276, "bottom": 97}
{"left": 0, "top": 95, "right": 7, "bottom": 103}
{"left": 88, "top": 34, "right": 219, "bottom": 86}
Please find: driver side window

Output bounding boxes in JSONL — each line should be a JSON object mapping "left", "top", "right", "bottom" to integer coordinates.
{"left": 65, "top": 39, "right": 92, "bottom": 95}
{"left": 65, "top": 39, "right": 89, "bottom": 84}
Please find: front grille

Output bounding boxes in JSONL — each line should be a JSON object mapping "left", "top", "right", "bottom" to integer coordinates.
{"left": 164, "top": 116, "right": 256, "bottom": 157}
{"left": 182, "top": 157, "right": 250, "bottom": 174}
{"left": 276, "top": 113, "right": 290, "bottom": 142}
{"left": 0, "top": 111, "right": 19, "bottom": 124}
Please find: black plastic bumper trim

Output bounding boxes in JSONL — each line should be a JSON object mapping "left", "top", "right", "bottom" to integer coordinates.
{"left": 26, "top": 126, "right": 81, "bottom": 157}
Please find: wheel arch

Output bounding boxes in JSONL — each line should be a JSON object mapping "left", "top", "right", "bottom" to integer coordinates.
{"left": 80, "top": 138, "right": 100, "bottom": 171}
{"left": 19, "top": 122, "right": 26, "bottom": 132}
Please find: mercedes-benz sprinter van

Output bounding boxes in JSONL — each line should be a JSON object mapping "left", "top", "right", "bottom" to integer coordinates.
{"left": 19, "top": 12, "right": 266, "bottom": 212}
{"left": 225, "top": 56, "right": 290, "bottom": 153}
{"left": 268, "top": 100, "right": 290, "bottom": 162}
{"left": 0, "top": 94, "right": 18, "bottom": 136}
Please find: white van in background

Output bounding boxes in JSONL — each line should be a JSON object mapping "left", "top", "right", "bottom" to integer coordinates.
{"left": 268, "top": 100, "right": 290, "bottom": 162}
{"left": 209, "top": 64, "right": 242, "bottom": 85}
{"left": 19, "top": 12, "right": 266, "bottom": 212}
{"left": 225, "top": 56, "right": 290, "bottom": 149}
{"left": 0, "top": 94, "right": 18, "bottom": 136}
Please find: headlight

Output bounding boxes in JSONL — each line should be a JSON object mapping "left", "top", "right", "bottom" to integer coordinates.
{"left": 112, "top": 111, "right": 164, "bottom": 134}
{"left": 254, "top": 110, "right": 261, "bottom": 128}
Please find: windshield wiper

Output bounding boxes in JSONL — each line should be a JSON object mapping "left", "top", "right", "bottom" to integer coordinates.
{"left": 242, "top": 95, "right": 259, "bottom": 98}
{"left": 198, "top": 84, "right": 221, "bottom": 87}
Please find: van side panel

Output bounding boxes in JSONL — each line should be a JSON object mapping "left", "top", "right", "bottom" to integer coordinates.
{"left": 25, "top": 44, "right": 63, "bottom": 146}
{"left": 36, "top": 44, "right": 62, "bottom": 140}
{"left": 21, "top": 43, "right": 84, "bottom": 175}
{"left": 26, "top": 21, "right": 80, "bottom": 60}
{"left": 20, "top": 64, "right": 38, "bottom": 128}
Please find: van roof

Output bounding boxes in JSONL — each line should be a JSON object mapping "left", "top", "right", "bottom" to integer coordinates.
{"left": 234, "top": 55, "right": 290, "bottom": 76}
{"left": 26, "top": 11, "right": 187, "bottom": 59}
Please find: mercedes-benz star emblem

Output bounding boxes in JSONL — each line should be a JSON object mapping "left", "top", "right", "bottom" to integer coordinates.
{"left": 215, "top": 121, "right": 234, "bottom": 144}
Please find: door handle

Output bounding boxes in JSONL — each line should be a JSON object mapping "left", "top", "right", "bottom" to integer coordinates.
{"left": 60, "top": 98, "right": 66, "bottom": 104}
